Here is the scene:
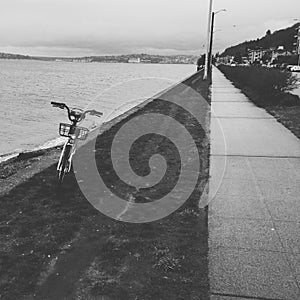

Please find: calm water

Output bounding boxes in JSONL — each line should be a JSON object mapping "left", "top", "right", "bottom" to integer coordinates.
{"left": 0, "top": 60, "right": 195, "bottom": 159}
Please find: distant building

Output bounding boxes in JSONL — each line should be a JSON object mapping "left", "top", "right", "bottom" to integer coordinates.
{"left": 217, "top": 55, "right": 234, "bottom": 65}
{"left": 270, "top": 46, "right": 291, "bottom": 62}
{"left": 248, "top": 49, "right": 265, "bottom": 64}
{"left": 128, "top": 57, "right": 141, "bottom": 63}
{"left": 71, "top": 58, "right": 93, "bottom": 63}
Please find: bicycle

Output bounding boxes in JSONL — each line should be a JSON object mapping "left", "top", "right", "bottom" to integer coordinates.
{"left": 51, "top": 101, "right": 103, "bottom": 185}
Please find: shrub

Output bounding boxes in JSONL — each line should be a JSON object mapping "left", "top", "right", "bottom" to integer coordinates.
{"left": 218, "top": 65, "right": 299, "bottom": 106}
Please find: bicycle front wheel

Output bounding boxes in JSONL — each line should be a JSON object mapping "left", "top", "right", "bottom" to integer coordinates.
{"left": 57, "top": 144, "right": 72, "bottom": 185}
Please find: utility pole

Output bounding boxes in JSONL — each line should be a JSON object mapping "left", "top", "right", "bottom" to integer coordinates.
{"left": 293, "top": 20, "right": 300, "bottom": 66}
{"left": 208, "top": 12, "right": 215, "bottom": 75}
{"left": 203, "top": 0, "right": 213, "bottom": 80}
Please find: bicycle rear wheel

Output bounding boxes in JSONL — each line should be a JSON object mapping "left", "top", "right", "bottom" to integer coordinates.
{"left": 57, "top": 145, "right": 72, "bottom": 185}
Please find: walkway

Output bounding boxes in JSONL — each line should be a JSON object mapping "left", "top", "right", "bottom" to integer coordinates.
{"left": 209, "top": 68, "right": 300, "bottom": 300}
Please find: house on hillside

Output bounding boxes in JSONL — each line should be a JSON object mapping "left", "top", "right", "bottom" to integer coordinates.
{"left": 217, "top": 55, "right": 234, "bottom": 65}
{"left": 270, "top": 46, "right": 292, "bottom": 62}
{"left": 242, "top": 56, "right": 250, "bottom": 65}
{"left": 248, "top": 49, "right": 265, "bottom": 64}
{"left": 128, "top": 57, "right": 141, "bottom": 63}
{"left": 247, "top": 46, "right": 291, "bottom": 65}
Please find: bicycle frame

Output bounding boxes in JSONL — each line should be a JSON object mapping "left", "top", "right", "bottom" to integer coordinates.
{"left": 56, "top": 122, "right": 79, "bottom": 184}
{"left": 57, "top": 131, "right": 76, "bottom": 173}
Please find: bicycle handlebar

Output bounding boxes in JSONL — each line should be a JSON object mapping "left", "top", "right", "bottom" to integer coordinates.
{"left": 86, "top": 110, "right": 103, "bottom": 117}
{"left": 51, "top": 101, "right": 72, "bottom": 121}
{"left": 51, "top": 101, "right": 66, "bottom": 109}
{"left": 51, "top": 102, "right": 103, "bottom": 122}
{"left": 79, "top": 110, "right": 103, "bottom": 122}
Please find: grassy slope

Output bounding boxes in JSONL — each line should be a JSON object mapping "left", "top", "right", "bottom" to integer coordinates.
{"left": 218, "top": 66, "right": 300, "bottom": 140}
{"left": 0, "top": 72, "right": 211, "bottom": 300}
{"left": 267, "top": 106, "right": 300, "bottom": 139}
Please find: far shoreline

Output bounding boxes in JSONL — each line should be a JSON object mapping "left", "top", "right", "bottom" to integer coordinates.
{"left": 0, "top": 52, "right": 198, "bottom": 65}
{"left": 0, "top": 58, "right": 196, "bottom": 66}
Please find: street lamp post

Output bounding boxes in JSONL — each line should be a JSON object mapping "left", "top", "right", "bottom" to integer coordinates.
{"left": 293, "top": 19, "right": 300, "bottom": 66}
{"left": 207, "top": 9, "right": 227, "bottom": 75}
{"left": 297, "top": 24, "right": 300, "bottom": 66}
{"left": 207, "top": 11, "right": 215, "bottom": 75}
{"left": 203, "top": 0, "right": 213, "bottom": 80}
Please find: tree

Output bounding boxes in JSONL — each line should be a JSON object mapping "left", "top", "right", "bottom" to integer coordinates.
{"left": 261, "top": 52, "right": 272, "bottom": 63}
{"left": 197, "top": 54, "right": 205, "bottom": 71}
{"left": 273, "top": 54, "right": 298, "bottom": 65}
{"left": 212, "top": 55, "right": 217, "bottom": 64}
{"left": 266, "top": 29, "right": 272, "bottom": 36}
{"left": 197, "top": 54, "right": 205, "bottom": 66}
{"left": 233, "top": 53, "right": 243, "bottom": 64}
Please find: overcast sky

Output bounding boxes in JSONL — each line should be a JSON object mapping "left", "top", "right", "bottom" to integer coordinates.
{"left": 0, "top": 0, "right": 299, "bottom": 56}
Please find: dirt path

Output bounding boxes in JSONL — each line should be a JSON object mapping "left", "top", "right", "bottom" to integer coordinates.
{"left": 33, "top": 224, "right": 105, "bottom": 299}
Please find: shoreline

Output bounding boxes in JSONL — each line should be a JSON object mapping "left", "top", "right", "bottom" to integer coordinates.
{"left": 0, "top": 69, "right": 196, "bottom": 188}
{"left": 0, "top": 66, "right": 196, "bottom": 167}
{"left": 0, "top": 58, "right": 197, "bottom": 66}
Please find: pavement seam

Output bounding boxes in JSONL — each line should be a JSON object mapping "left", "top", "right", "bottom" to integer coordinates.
{"left": 211, "top": 292, "right": 285, "bottom": 300}
{"left": 211, "top": 154, "right": 300, "bottom": 159}
{"left": 209, "top": 245, "right": 294, "bottom": 255}
{"left": 211, "top": 117, "right": 274, "bottom": 119}
{"left": 210, "top": 215, "right": 300, "bottom": 223}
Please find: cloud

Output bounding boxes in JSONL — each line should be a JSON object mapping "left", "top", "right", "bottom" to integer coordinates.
{"left": 0, "top": 0, "right": 207, "bottom": 55}
{"left": 0, "top": 0, "right": 299, "bottom": 56}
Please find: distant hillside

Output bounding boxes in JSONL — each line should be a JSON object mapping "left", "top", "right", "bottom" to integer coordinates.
{"left": 0, "top": 52, "right": 197, "bottom": 64}
{"left": 0, "top": 52, "right": 32, "bottom": 59}
{"left": 221, "top": 23, "right": 299, "bottom": 57}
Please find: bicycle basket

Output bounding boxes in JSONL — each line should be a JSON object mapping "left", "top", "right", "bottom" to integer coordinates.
{"left": 59, "top": 123, "right": 72, "bottom": 137}
{"left": 59, "top": 123, "right": 89, "bottom": 140}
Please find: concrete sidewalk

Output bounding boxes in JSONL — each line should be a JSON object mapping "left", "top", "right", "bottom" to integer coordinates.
{"left": 209, "top": 68, "right": 300, "bottom": 300}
